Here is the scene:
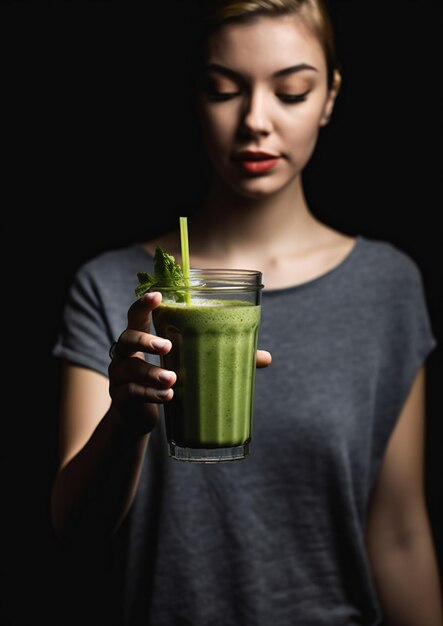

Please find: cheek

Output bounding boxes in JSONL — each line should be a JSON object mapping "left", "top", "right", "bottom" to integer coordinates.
{"left": 202, "top": 108, "right": 233, "bottom": 143}
{"left": 280, "top": 105, "right": 324, "bottom": 155}
{"left": 201, "top": 109, "right": 236, "bottom": 151}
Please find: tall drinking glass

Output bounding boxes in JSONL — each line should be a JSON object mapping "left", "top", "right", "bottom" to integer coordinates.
{"left": 152, "top": 269, "right": 263, "bottom": 462}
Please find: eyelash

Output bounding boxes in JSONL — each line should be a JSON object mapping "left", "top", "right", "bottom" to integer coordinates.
{"left": 206, "top": 91, "right": 309, "bottom": 104}
{"left": 278, "top": 93, "right": 309, "bottom": 104}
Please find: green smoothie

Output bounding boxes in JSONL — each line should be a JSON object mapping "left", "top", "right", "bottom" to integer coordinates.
{"left": 153, "top": 299, "right": 261, "bottom": 450}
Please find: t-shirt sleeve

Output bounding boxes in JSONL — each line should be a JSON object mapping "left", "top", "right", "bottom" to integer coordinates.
{"left": 371, "top": 248, "right": 437, "bottom": 462}
{"left": 52, "top": 262, "right": 114, "bottom": 377}
{"left": 388, "top": 254, "right": 436, "bottom": 400}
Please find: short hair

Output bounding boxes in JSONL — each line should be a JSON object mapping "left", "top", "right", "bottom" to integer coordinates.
{"left": 194, "top": 0, "right": 340, "bottom": 88}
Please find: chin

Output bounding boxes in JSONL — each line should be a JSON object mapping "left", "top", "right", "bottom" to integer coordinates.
{"left": 235, "top": 187, "right": 276, "bottom": 200}
{"left": 228, "top": 176, "right": 289, "bottom": 200}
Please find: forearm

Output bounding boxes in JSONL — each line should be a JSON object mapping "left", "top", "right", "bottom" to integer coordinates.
{"left": 51, "top": 407, "right": 150, "bottom": 544}
{"left": 367, "top": 521, "right": 443, "bottom": 626}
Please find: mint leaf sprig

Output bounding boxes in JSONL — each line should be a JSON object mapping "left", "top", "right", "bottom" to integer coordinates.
{"left": 135, "top": 245, "right": 185, "bottom": 300}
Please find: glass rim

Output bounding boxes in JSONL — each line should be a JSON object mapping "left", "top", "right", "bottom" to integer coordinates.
{"left": 155, "top": 286, "right": 263, "bottom": 293}
{"left": 153, "top": 268, "right": 263, "bottom": 292}
{"left": 186, "top": 268, "right": 261, "bottom": 276}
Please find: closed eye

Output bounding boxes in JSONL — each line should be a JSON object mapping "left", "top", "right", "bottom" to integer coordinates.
{"left": 206, "top": 92, "right": 240, "bottom": 102}
{"left": 277, "top": 91, "right": 310, "bottom": 104}
{"left": 206, "top": 91, "right": 310, "bottom": 104}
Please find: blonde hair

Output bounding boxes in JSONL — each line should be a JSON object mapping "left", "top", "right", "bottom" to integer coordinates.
{"left": 195, "top": 0, "right": 339, "bottom": 88}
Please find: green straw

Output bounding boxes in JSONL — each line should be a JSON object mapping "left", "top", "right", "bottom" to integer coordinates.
{"left": 179, "top": 216, "right": 191, "bottom": 304}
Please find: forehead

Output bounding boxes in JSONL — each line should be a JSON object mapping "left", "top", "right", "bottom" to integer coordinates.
{"left": 204, "top": 14, "right": 326, "bottom": 77}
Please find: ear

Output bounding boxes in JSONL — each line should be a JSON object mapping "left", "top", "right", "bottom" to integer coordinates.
{"left": 320, "top": 69, "right": 342, "bottom": 126}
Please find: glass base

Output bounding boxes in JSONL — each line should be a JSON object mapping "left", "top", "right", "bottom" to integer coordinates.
{"left": 168, "top": 441, "right": 250, "bottom": 463}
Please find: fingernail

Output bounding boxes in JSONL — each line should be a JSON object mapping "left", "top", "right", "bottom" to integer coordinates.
{"left": 142, "top": 292, "right": 160, "bottom": 302}
{"left": 157, "top": 388, "right": 173, "bottom": 399}
{"left": 158, "top": 370, "right": 174, "bottom": 383}
{"left": 152, "top": 338, "right": 169, "bottom": 350}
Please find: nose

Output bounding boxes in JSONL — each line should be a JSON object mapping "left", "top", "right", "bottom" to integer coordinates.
{"left": 239, "top": 90, "right": 273, "bottom": 138}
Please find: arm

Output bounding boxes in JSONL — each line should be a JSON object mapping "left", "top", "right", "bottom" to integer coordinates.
{"left": 365, "top": 365, "right": 443, "bottom": 626}
{"left": 51, "top": 292, "right": 176, "bottom": 544}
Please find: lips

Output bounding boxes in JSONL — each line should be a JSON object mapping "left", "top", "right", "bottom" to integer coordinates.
{"left": 233, "top": 151, "right": 281, "bottom": 174}
{"left": 234, "top": 150, "right": 279, "bottom": 161}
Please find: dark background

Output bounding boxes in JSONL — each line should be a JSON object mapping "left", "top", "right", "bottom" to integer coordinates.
{"left": 2, "top": 1, "right": 442, "bottom": 624}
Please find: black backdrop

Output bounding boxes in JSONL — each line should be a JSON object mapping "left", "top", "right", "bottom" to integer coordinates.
{"left": 2, "top": 1, "right": 442, "bottom": 624}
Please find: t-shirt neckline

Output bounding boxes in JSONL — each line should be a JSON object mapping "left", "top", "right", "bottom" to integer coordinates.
{"left": 263, "top": 235, "right": 362, "bottom": 295}
{"left": 135, "top": 235, "right": 363, "bottom": 296}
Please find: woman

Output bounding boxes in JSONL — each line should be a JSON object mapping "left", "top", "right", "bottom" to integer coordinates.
{"left": 51, "top": 1, "right": 442, "bottom": 624}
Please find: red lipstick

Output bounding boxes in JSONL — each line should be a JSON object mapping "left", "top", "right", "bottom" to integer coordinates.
{"left": 233, "top": 150, "right": 280, "bottom": 174}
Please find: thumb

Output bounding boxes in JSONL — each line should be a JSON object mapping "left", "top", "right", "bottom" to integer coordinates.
{"left": 127, "top": 291, "right": 163, "bottom": 334}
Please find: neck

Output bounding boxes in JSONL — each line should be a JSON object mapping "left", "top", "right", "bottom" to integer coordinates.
{"left": 144, "top": 173, "right": 355, "bottom": 289}
{"left": 188, "top": 175, "right": 321, "bottom": 261}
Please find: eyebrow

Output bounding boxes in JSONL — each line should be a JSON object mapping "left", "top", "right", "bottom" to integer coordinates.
{"left": 203, "top": 62, "right": 319, "bottom": 79}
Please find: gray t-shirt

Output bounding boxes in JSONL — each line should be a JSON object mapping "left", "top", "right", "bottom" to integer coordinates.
{"left": 53, "top": 235, "right": 436, "bottom": 626}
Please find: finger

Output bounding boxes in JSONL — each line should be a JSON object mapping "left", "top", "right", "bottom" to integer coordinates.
{"left": 115, "top": 328, "right": 172, "bottom": 359}
{"left": 112, "top": 358, "right": 177, "bottom": 390}
{"left": 256, "top": 349, "right": 272, "bottom": 368}
{"left": 111, "top": 380, "right": 175, "bottom": 405}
